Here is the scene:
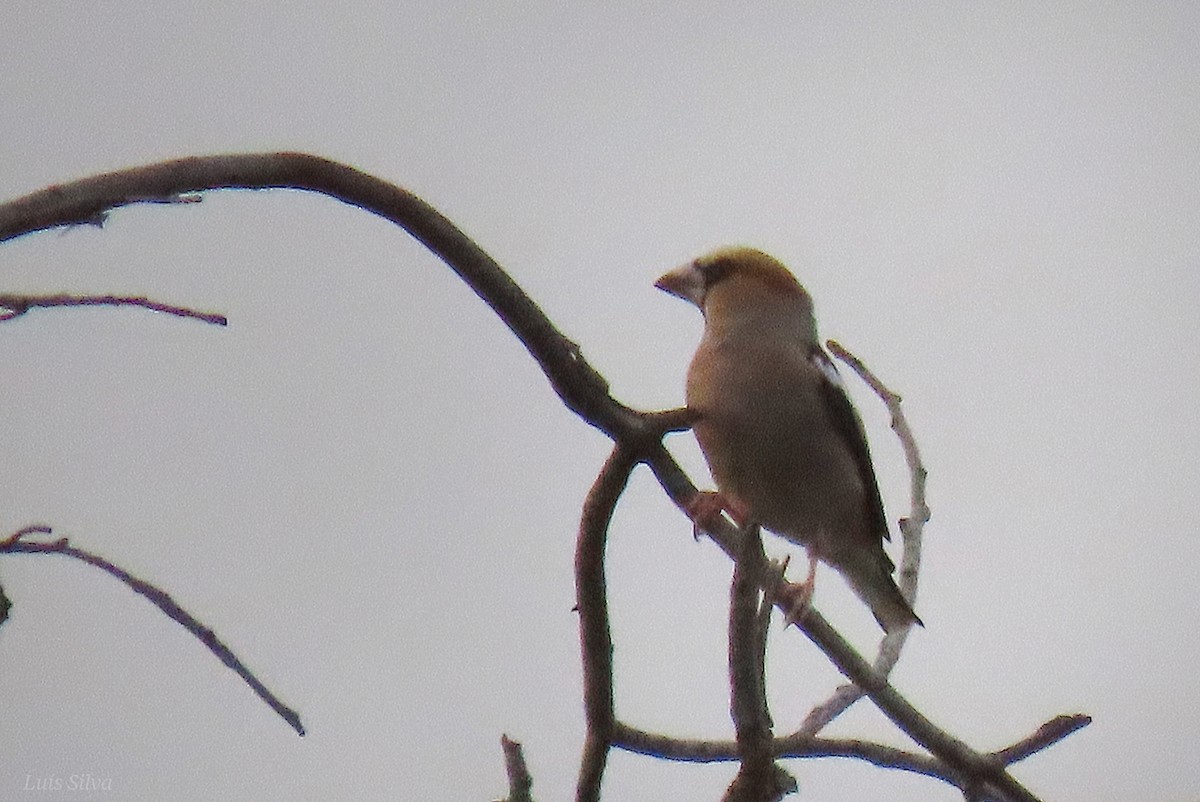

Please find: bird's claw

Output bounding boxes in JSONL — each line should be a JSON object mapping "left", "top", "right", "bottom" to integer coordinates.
{"left": 779, "top": 551, "right": 820, "bottom": 628}
{"left": 685, "top": 491, "right": 725, "bottom": 538}
{"left": 684, "top": 491, "right": 751, "bottom": 539}
{"left": 779, "top": 579, "right": 815, "bottom": 627}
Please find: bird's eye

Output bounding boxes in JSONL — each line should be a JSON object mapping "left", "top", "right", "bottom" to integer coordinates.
{"left": 697, "top": 257, "right": 732, "bottom": 287}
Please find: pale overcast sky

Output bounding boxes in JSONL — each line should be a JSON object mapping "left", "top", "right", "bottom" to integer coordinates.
{"left": 2, "top": 3, "right": 1198, "bottom": 801}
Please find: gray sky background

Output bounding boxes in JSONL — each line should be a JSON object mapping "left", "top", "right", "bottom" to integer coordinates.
{"left": 2, "top": 3, "right": 1198, "bottom": 800}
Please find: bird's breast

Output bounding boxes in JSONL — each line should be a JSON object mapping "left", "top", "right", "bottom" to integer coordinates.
{"left": 686, "top": 340, "right": 864, "bottom": 547}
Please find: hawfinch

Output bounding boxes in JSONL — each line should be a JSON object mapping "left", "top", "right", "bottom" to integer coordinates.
{"left": 656, "top": 246, "right": 921, "bottom": 633}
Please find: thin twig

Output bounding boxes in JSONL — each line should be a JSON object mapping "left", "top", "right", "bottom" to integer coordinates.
{"left": 1, "top": 529, "right": 304, "bottom": 736}
{"left": 1, "top": 524, "right": 54, "bottom": 547}
{"left": 826, "top": 338, "right": 929, "bottom": 601}
{"left": 991, "top": 714, "right": 1092, "bottom": 765}
{"left": 0, "top": 293, "right": 226, "bottom": 325}
{"left": 793, "top": 340, "right": 929, "bottom": 737}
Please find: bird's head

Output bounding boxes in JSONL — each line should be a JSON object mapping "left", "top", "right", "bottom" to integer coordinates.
{"left": 655, "top": 246, "right": 816, "bottom": 341}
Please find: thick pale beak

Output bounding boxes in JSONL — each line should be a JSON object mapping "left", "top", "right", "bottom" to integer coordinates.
{"left": 654, "top": 263, "right": 706, "bottom": 308}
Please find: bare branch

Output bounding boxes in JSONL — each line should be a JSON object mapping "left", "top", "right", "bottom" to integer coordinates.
{"left": 1, "top": 528, "right": 304, "bottom": 736}
{"left": 0, "top": 293, "right": 227, "bottom": 325}
{"left": 496, "top": 734, "right": 535, "bottom": 802}
{"left": 615, "top": 722, "right": 953, "bottom": 780}
{"left": 616, "top": 715, "right": 1088, "bottom": 799}
{"left": 724, "top": 525, "right": 772, "bottom": 763}
{"left": 991, "top": 714, "right": 1092, "bottom": 766}
{"left": 728, "top": 524, "right": 773, "bottom": 757}
{"left": 574, "top": 446, "right": 637, "bottom": 802}
{"left": 724, "top": 524, "right": 794, "bottom": 801}
{"left": 636, "top": 406, "right": 699, "bottom": 435}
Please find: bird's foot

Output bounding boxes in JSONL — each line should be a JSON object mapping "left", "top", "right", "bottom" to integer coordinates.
{"left": 779, "top": 551, "right": 820, "bottom": 627}
{"left": 684, "top": 491, "right": 750, "bottom": 538}
{"left": 779, "top": 580, "right": 815, "bottom": 627}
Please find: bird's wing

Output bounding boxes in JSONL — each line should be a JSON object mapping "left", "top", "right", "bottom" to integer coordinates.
{"left": 810, "top": 347, "right": 892, "bottom": 546}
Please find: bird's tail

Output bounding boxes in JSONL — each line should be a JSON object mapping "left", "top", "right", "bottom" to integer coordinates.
{"left": 842, "top": 553, "right": 922, "bottom": 634}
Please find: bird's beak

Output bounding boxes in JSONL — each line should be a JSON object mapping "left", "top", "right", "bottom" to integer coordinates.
{"left": 654, "top": 262, "right": 706, "bottom": 308}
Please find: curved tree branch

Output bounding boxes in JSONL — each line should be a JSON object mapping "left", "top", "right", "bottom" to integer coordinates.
{"left": 0, "top": 153, "right": 632, "bottom": 438}
{"left": 574, "top": 446, "right": 636, "bottom": 802}
{"left": 793, "top": 339, "right": 929, "bottom": 737}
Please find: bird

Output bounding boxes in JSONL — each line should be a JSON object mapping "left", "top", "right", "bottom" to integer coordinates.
{"left": 655, "top": 246, "right": 921, "bottom": 633}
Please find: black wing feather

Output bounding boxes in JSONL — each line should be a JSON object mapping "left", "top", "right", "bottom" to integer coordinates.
{"left": 811, "top": 347, "right": 892, "bottom": 549}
